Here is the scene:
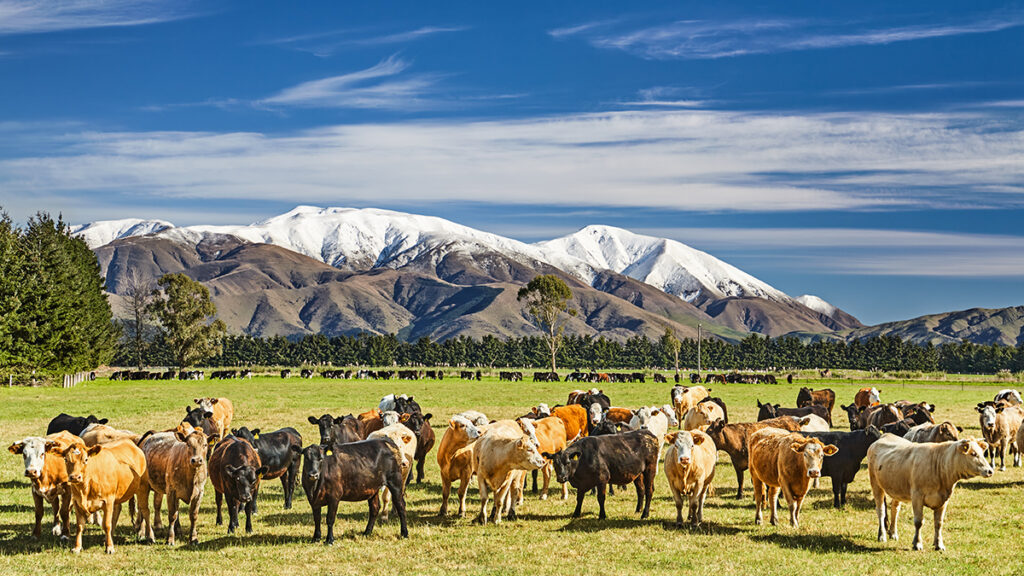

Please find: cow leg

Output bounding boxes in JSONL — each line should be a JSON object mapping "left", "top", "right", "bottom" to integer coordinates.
{"left": 439, "top": 475, "right": 452, "bottom": 517}
{"left": 188, "top": 495, "right": 201, "bottom": 545}
{"left": 363, "top": 494, "right": 380, "bottom": 537}
{"left": 999, "top": 439, "right": 1007, "bottom": 471}
{"left": 103, "top": 502, "right": 116, "bottom": 554}
{"left": 596, "top": 483, "right": 608, "bottom": 520}
{"left": 531, "top": 469, "right": 539, "bottom": 494}
{"left": 286, "top": 457, "right": 300, "bottom": 509}
{"left": 414, "top": 456, "right": 426, "bottom": 484}
{"left": 244, "top": 499, "right": 255, "bottom": 534}
{"left": 753, "top": 477, "right": 764, "bottom": 525}
{"left": 697, "top": 482, "right": 709, "bottom": 525}
{"left": 475, "top": 480, "right": 490, "bottom": 525}
{"left": 642, "top": 469, "right": 654, "bottom": 519}
{"left": 910, "top": 497, "right": 925, "bottom": 551}
{"left": 633, "top": 478, "right": 643, "bottom": 514}
{"left": 280, "top": 476, "right": 291, "bottom": 510}
{"left": 790, "top": 494, "right": 802, "bottom": 529}
{"left": 670, "top": 486, "right": 684, "bottom": 526}
{"left": 540, "top": 462, "right": 551, "bottom": 500}
{"left": 889, "top": 501, "right": 902, "bottom": 541}
{"left": 166, "top": 492, "right": 179, "bottom": 546}
{"left": 227, "top": 499, "right": 239, "bottom": 534}
{"left": 733, "top": 463, "right": 745, "bottom": 499}
{"left": 138, "top": 487, "right": 154, "bottom": 543}
{"left": 561, "top": 481, "right": 569, "bottom": 500}
{"left": 72, "top": 507, "right": 86, "bottom": 554}
{"left": 215, "top": 491, "right": 223, "bottom": 526}
{"left": 572, "top": 488, "right": 585, "bottom": 518}
{"left": 58, "top": 493, "right": 71, "bottom": 539}
{"left": 311, "top": 505, "right": 322, "bottom": 542}
{"left": 322, "top": 501, "right": 337, "bottom": 545}
{"left": 766, "top": 486, "right": 778, "bottom": 526}
{"left": 153, "top": 492, "right": 164, "bottom": 532}
{"left": 388, "top": 481, "right": 409, "bottom": 538}
{"left": 31, "top": 491, "right": 44, "bottom": 539}
{"left": 933, "top": 502, "right": 947, "bottom": 551}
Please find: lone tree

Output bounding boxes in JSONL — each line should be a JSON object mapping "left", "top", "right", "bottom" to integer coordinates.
{"left": 148, "top": 273, "right": 226, "bottom": 368}
{"left": 517, "top": 274, "right": 576, "bottom": 372}
{"left": 120, "top": 270, "right": 153, "bottom": 371}
{"left": 660, "top": 327, "right": 682, "bottom": 375}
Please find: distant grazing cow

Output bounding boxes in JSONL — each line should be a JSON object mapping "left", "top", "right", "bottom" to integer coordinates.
{"left": 8, "top": 431, "right": 85, "bottom": 539}
{"left": 855, "top": 387, "right": 881, "bottom": 408}
{"left": 137, "top": 426, "right": 210, "bottom": 545}
{"left": 653, "top": 373, "right": 667, "bottom": 383}
{"left": 57, "top": 439, "right": 147, "bottom": 554}
{"left": 799, "top": 426, "right": 881, "bottom": 508}
{"left": 280, "top": 369, "right": 291, "bottom": 378}
{"left": 904, "top": 422, "right": 961, "bottom": 444}
{"left": 297, "top": 439, "right": 408, "bottom": 542}
{"left": 437, "top": 415, "right": 486, "bottom": 517}
{"left": 756, "top": 401, "right": 831, "bottom": 426}
{"left": 748, "top": 428, "right": 837, "bottom": 527}
{"left": 472, "top": 420, "right": 547, "bottom": 525}
{"left": 46, "top": 414, "right": 109, "bottom": 437}
{"left": 209, "top": 436, "right": 267, "bottom": 535}
{"left": 796, "top": 387, "right": 836, "bottom": 416}
{"left": 230, "top": 426, "right": 303, "bottom": 511}
{"left": 869, "top": 435, "right": 992, "bottom": 551}
{"left": 671, "top": 386, "right": 710, "bottom": 428}
{"left": 663, "top": 430, "right": 716, "bottom": 526}
{"left": 976, "top": 402, "right": 1023, "bottom": 470}
{"left": 545, "top": 429, "right": 659, "bottom": 520}
{"left": 194, "top": 398, "right": 233, "bottom": 441}
{"left": 704, "top": 416, "right": 807, "bottom": 499}
{"left": 995, "top": 389, "right": 1023, "bottom": 406}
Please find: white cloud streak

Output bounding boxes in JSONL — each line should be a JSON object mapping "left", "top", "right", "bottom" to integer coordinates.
{"left": 551, "top": 13, "right": 1024, "bottom": 60}
{"left": 0, "top": 0, "right": 191, "bottom": 35}
{"left": 2, "top": 109, "right": 1024, "bottom": 219}
{"left": 258, "top": 25, "right": 467, "bottom": 57}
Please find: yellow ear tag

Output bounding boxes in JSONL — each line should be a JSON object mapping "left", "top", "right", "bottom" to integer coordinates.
{"left": 253, "top": 433, "right": 259, "bottom": 439}
{"left": 325, "top": 449, "right": 332, "bottom": 456}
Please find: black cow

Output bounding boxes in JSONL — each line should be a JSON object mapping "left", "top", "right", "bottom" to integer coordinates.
{"left": 841, "top": 404, "right": 863, "bottom": 431}
{"left": 574, "top": 391, "right": 612, "bottom": 413}
{"left": 308, "top": 414, "right": 364, "bottom": 447}
{"left": 799, "top": 426, "right": 882, "bottom": 508}
{"left": 756, "top": 401, "right": 831, "bottom": 426}
{"left": 544, "top": 429, "right": 659, "bottom": 520}
{"left": 209, "top": 436, "right": 268, "bottom": 534}
{"left": 46, "top": 413, "right": 108, "bottom": 436}
{"left": 879, "top": 418, "right": 914, "bottom": 437}
{"left": 231, "top": 426, "right": 303, "bottom": 511}
{"left": 296, "top": 440, "right": 408, "bottom": 543}
{"left": 399, "top": 411, "right": 435, "bottom": 484}
{"left": 896, "top": 401, "right": 935, "bottom": 425}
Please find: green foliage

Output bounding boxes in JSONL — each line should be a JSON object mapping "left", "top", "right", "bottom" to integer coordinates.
{"left": 0, "top": 211, "right": 117, "bottom": 375}
{"left": 147, "top": 273, "right": 226, "bottom": 368}
{"left": 517, "top": 274, "right": 576, "bottom": 371}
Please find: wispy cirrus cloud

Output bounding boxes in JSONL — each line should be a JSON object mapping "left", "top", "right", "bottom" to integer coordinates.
{"left": 257, "top": 25, "right": 467, "bottom": 57}
{"left": 550, "top": 12, "right": 1024, "bottom": 60}
{"left": 0, "top": 0, "right": 193, "bottom": 35}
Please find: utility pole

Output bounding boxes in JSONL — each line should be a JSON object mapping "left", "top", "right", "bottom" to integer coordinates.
{"left": 697, "top": 323, "right": 702, "bottom": 375}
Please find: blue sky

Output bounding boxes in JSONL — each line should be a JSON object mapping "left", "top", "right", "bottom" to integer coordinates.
{"left": 1, "top": 0, "right": 1023, "bottom": 325}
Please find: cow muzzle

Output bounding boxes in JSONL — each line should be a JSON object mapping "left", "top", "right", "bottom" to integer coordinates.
{"left": 983, "top": 467, "right": 994, "bottom": 478}
{"left": 190, "top": 457, "right": 203, "bottom": 466}
{"left": 677, "top": 457, "right": 691, "bottom": 467}
{"left": 807, "top": 470, "right": 821, "bottom": 478}
{"left": 69, "top": 474, "right": 84, "bottom": 483}
{"left": 25, "top": 468, "right": 41, "bottom": 479}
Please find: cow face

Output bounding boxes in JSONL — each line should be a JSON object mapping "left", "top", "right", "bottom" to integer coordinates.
{"left": 224, "top": 463, "right": 266, "bottom": 502}
{"left": 841, "top": 404, "right": 862, "bottom": 431}
{"left": 588, "top": 404, "right": 603, "bottom": 426}
{"left": 184, "top": 406, "right": 213, "bottom": 428}
{"left": 958, "top": 439, "right": 994, "bottom": 478}
{"left": 670, "top": 431, "right": 696, "bottom": 467}
{"left": 545, "top": 447, "right": 580, "bottom": 483}
{"left": 180, "top": 430, "right": 208, "bottom": 468}
{"left": 792, "top": 439, "right": 837, "bottom": 478}
{"left": 9, "top": 437, "right": 53, "bottom": 479}
{"left": 535, "top": 403, "right": 551, "bottom": 418}
{"left": 400, "top": 412, "right": 425, "bottom": 435}
{"left": 381, "top": 411, "right": 400, "bottom": 427}
{"left": 880, "top": 419, "right": 912, "bottom": 437}
{"left": 934, "top": 422, "right": 960, "bottom": 443}
{"left": 661, "top": 404, "right": 679, "bottom": 427}
{"left": 671, "top": 386, "right": 686, "bottom": 404}
{"left": 590, "top": 419, "right": 619, "bottom": 437}
{"left": 61, "top": 444, "right": 102, "bottom": 484}
{"left": 301, "top": 445, "right": 327, "bottom": 482}
{"left": 976, "top": 404, "right": 999, "bottom": 430}
{"left": 629, "top": 406, "right": 652, "bottom": 431}
{"left": 194, "top": 398, "right": 219, "bottom": 414}
{"left": 85, "top": 415, "right": 109, "bottom": 426}
{"left": 863, "top": 425, "right": 882, "bottom": 442}
{"left": 518, "top": 418, "right": 540, "bottom": 449}
{"left": 308, "top": 414, "right": 335, "bottom": 445}
{"left": 868, "top": 388, "right": 881, "bottom": 404}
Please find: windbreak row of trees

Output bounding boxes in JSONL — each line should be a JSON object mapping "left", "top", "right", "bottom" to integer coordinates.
{"left": 117, "top": 330, "right": 1024, "bottom": 374}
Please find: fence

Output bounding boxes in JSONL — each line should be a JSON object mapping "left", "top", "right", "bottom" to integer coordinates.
{"left": 62, "top": 371, "right": 93, "bottom": 389}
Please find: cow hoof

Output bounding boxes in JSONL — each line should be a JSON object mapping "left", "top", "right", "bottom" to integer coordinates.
{"left": 540, "top": 494, "right": 548, "bottom": 501}
{"left": 189, "top": 538, "right": 199, "bottom": 546}
{"left": 51, "top": 525, "right": 62, "bottom": 537}
{"left": 71, "top": 547, "right": 82, "bottom": 554}
{"left": 324, "top": 539, "right": 334, "bottom": 546}
{"left": 105, "top": 547, "right": 115, "bottom": 554}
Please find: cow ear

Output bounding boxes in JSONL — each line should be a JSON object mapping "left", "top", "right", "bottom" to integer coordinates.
{"left": 958, "top": 441, "right": 972, "bottom": 454}
{"left": 256, "top": 466, "right": 268, "bottom": 478}
{"left": 928, "top": 404, "right": 935, "bottom": 412}
{"left": 665, "top": 432, "right": 679, "bottom": 444}
{"left": 252, "top": 429, "right": 260, "bottom": 438}
{"left": 423, "top": 414, "right": 432, "bottom": 421}
{"left": 98, "top": 419, "right": 109, "bottom": 425}
{"left": 823, "top": 444, "right": 839, "bottom": 456}
{"left": 976, "top": 440, "right": 989, "bottom": 452}
{"left": 210, "top": 398, "right": 219, "bottom": 404}
{"left": 449, "top": 419, "right": 457, "bottom": 428}
{"left": 174, "top": 430, "right": 188, "bottom": 443}
{"left": 308, "top": 416, "right": 318, "bottom": 425}
{"left": 8, "top": 442, "right": 24, "bottom": 454}
{"left": 570, "top": 452, "right": 580, "bottom": 461}
{"left": 402, "top": 435, "right": 412, "bottom": 444}
{"left": 193, "top": 398, "right": 200, "bottom": 405}
{"left": 692, "top": 434, "right": 706, "bottom": 445}
{"left": 186, "top": 406, "right": 193, "bottom": 414}
{"left": 956, "top": 426, "right": 963, "bottom": 433}
{"left": 208, "top": 435, "right": 220, "bottom": 446}
{"left": 996, "top": 406, "right": 1005, "bottom": 413}
{"left": 756, "top": 400, "right": 762, "bottom": 407}
{"left": 797, "top": 417, "right": 811, "bottom": 426}
{"left": 87, "top": 445, "right": 103, "bottom": 456}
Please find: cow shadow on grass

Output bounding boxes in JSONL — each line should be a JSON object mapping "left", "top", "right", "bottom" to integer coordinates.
{"left": 0, "top": 479, "right": 29, "bottom": 490}
{"left": 958, "top": 478, "right": 1024, "bottom": 491}
{"left": 0, "top": 503, "right": 34, "bottom": 514}
{"left": 748, "top": 532, "right": 877, "bottom": 554}
{"left": 659, "top": 521, "right": 744, "bottom": 536}
{"left": 809, "top": 496, "right": 875, "bottom": 511}
{"left": 183, "top": 532, "right": 311, "bottom": 551}
{"left": 556, "top": 516, "right": 658, "bottom": 532}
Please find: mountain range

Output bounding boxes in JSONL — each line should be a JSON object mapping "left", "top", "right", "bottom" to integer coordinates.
{"left": 71, "top": 206, "right": 1021, "bottom": 345}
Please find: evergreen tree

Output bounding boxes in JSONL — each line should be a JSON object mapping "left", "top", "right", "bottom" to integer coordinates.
{"left": 0, "top": 212, "right": 23, "bottom": 371}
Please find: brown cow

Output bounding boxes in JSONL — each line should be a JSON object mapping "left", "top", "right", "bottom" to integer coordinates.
{"left": 748, "top": 428, "right": 837, "bottom": 527}
{"left": 52, "top": 439, "right": 147, "bottom": 554}
{"left": 705, "top": 416, "right": 807, "bottom": 499}
{"left": 976, "top": 402, "right": 1023, "bottom": 470}
{"left": 194, "top": 397, "right": 234, "bottom": 441}
{"left": 526, "top": 416, "right": 568, "bottom": 500}
{"left": 550, "top": 404, "right": 589, "bottom": 441}
{"left": 682, "top": 402, "right": 725, "bottom": 431}
{"left": 603, "top": 407, "right": 635, "bottom": 425}
{"left": 137, "top": 426, "right": 211, "bottom": 545}
{"left": 437, "top": 415, "right": 486, "bottom": 517}
{"left": 861, "top": 403, "right": 903, "bottom": 430}
{"left": 8, "top": 431, "right": 85, "bottom": 539}
{"left": 473, "top": 420, "right": 546, "bottom": 525}
{"left": 796, "top": 387, "right": 836, "bottom": 416}
{"left": 358, "top": 409, "right": 385, "bottom": 436}
{"left": 368, "top": 423, "right": 418, "bottom": 522}
{"left": 854, "top": 387, "right": 881, "bottom": 409}
{"left": 209, "top": 436, "right": 266, "bottom": 534}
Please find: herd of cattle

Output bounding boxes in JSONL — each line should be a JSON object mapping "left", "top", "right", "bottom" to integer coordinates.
{"left": 8, "top": 382, "right": 1024, "bottom": 555}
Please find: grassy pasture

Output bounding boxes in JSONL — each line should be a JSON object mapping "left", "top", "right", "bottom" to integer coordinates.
{"left": 0, "top": 375, "right": 1021, "bottom": 576}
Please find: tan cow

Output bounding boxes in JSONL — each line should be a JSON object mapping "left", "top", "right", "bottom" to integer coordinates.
{"left": 748, "top": 428, "right": 837, "bottom": 528}
{"left": 550, "top": 404, "right": 588, "bottom": 442}
{"left": 663, "top": 430, "right": 716, "bottom": 526}
{"left": 868, "top": 435, "right": 993, "bottom": 551}
{"left": 137, "top": 426, "right": 210, "bottom": 545}
{"left": 80, "top": 423, "right": 142, "bottom": 446}
{"left": 368, "top": 423, "right": 418, "bottom": 522}
{"left": 52, "top": 439, "right": 147, "bottom": 554}
{"left": 194, "top": 397, "right": 234, "bottom": 440}
{"left": 904, "top": 422, "right": 961, "bottom": 444}
{"left": 976, "top": 402, "right": 1023, "bottom": 470}
{"left": 704, "top": 416, "right": 808, "bottom": 499}
{"left": 472, "top": 420, "right": 546, "bottom": 525}
{"left": 671, "top": 385, "right": 710, "bottom": 427}
{"left": 8, "top": 431, "right": 85, "bottom": 539}
{"left": 526, "top": 416, "right": 568, "bottom": 500}
{"left": 683, "top": 402, "right": 725, "bottom": 431}
{"left": 438, "top": 415, "right": 486, "bottom": 517}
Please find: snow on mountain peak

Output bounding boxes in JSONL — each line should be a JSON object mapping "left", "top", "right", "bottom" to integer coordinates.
{"left": 70, "top": 218, "right": 174, "bottom": 249}
{"left": 796, "top": 294, "right": 839, "bottom": 318}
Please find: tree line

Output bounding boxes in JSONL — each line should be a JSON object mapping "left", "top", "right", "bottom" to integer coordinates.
{"left": 117, "top": 330, "right": 1024, "bottom": 375}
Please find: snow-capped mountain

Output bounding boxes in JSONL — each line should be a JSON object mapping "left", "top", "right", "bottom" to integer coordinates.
{"left": 536, "top": 225, "right": 791, "bottom": 306}
{"left": 70, "top": 218, "right": 173, "bottom": 250}
{"left": 795, "top": 294, "right": 839, "bottom": 319}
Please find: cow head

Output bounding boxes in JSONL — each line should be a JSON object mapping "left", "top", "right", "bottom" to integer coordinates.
{"left": 184, "top": 406, "right": 213, "bottom": 428}
{"left": 231, "top": 426, "right": 258, "bottom": 446}
{"left": 535, "top": 403, "right": 551, "bottom": 418}
{"left": 449, "top": 415, "right": 482, "bottom": 440}
{"left": 399, "top": 412, "right": 426, "bottom": 436}
{"left": 671, "top": 386, "right": 686, "bottom": 404}
{"left": 518, "top": 418, "right": 540, "bottom": 449}
{"left": 841, "top": 404, "right": 862, "bottom": 431}
{"left": 588, "top": 404, "right": 603, "bottom": 426}
{"left": 791, "top": 438, "right": 838, "bottom": 478}
{"left": 756, "top": 401, "right": 778, "bottom": 421}
{"left": 957, "top": 438, "right": 994, "bottom": 478}
{"left": 868, "top": 388, "right": 881, "bottom": 404}
{"left": 9, "top": 437, "right": 58, "bottom": 480}
{"left": 863, "top": 425, "right": 882, "bottom": 442}
{"left": 666, "top": 431, "right": 706, "bottom": 468}
{"left": 660, "top": 404, "right": 679, "bottom": 427}
{"left": 589, "top": 419, "right": 619, "bottom": 437}
{"left": 85, "top": 415, "right": 109, "bottom": 426}
{"left": 58, "top": 444, "right": 102, "bottom": 484}
{"left": 224, "top": 462, "right": 267, "bottom": 503}
{"left": 175, "top": 428, "right": 208, "bottom": 468}
{"left": 880, "top": 419, "right": 912, "bottom": 437}
{"left": 381, "top": 411, "right": 400, "bottom": 427}
{"left": 544, "top": 445, "right": 581, "bottom": 484}
{"left": 976, "top": 403, "right": 1001, "bottom": 430}
{"left": 308, "top": 414, "right": 336, "bottom": 445}
{"left": 194, "top": 397, "right": 219, "bottom": 414}
{"left": 933, "top": 422, "right": 961, "bottom": 443}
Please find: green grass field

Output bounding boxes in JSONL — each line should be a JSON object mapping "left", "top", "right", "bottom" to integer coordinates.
{"left": 0, "top": 375, "right": 1021, "bottom": 575}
